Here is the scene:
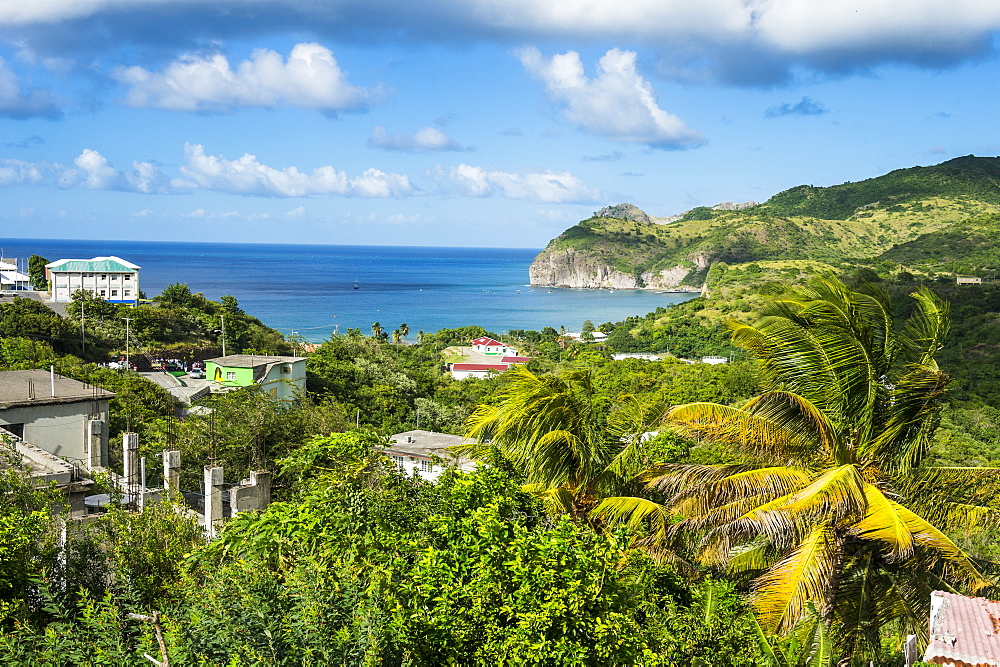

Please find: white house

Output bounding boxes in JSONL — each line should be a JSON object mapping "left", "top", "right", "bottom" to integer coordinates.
{"left": 0, "top": 369, "right": 114, "bottom": 470}
{"left": 612, "top": 353, "right": 661, "bottom": 361}
{"left": 385, "top": 430, "right": 478, "bottom": 481}
{"left": 45, "top": 256, "right": 141, "bottom": 304}
{"left": 700, "top": 356, "right": 728, "bottom": 365}
{"left": 470, "top": 337, "right": 517, "bottom": 357}
{"left": 0, "top": 260, "right": 30, "bottom": 291}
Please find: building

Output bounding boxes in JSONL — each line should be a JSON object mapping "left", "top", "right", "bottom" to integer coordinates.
{"left": 957, "top": 277, "right": 983, "bottom": 285}
{"left": 0, "top": 369, "right": 114, "bottom": 470}
{"left": 450, "top": 362, "right": 511, "bottom": 380}
{"left": 923, "top": 590, "right": 1000, "bottom": 666}
{"left": 205, "top": 354, "right": 307, "bottom": 400}
{"left": 700, "top": 356, "right": 729, "bottom": 365}
{"left": 45, "top": 256, "right": 140, "bottom": 304}
{"left": 500, "top": 356, "right": 531, "bottom": 364}
{"left": 0, "top": 425, "right": 94, "bottom": 517}
{"left": 612, "top": 353, "right": 661, "bottom": 361}
{"left": 0, "top": 259, "right": 30, "bottom": 291}
{"left": 470, "top": 337, "right": 517, "bottom": 357}
{"left": 385, "top": 430, "right": 478, "bottom": 481}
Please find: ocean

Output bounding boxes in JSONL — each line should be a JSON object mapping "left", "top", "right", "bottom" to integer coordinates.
{"left": 1, "top": 238, "right": 696, "bottom": 342}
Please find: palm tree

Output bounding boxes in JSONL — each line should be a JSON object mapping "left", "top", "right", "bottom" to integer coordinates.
{"left": 370, "top": 321, "right": 384, "bottom": 341}
{"left": 398, "top": 323, "right": 409, "bottom": 343}
{"left": 462, "top": 365, "right": 666, "bottom": 520}
{"left": 601, "top": 277, "right": 1000, "bottom": 661}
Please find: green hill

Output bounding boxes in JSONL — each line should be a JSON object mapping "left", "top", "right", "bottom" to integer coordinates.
{"left": 530, "top": 156, "right": 1000, "bottom": 289}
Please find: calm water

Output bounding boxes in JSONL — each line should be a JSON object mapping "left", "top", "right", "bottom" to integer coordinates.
{"left": 1, "top": 238, "right": 695, "bottom": 342}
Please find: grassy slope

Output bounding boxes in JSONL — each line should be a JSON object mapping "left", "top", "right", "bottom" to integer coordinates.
{"left": 542, "top": 156, "right": 1000, "bottom": 280}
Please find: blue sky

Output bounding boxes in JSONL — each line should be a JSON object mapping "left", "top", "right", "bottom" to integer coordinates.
{"left": 1, "top": 0, "right": 1000, "bottom": 248}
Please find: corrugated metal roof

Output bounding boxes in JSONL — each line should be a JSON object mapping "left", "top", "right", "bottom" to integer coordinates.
{"left": 470, "top": 337, "right": 504, "bottom": 347}
{"left": 46, "top": 256, "right": 140, "bottom": 273}
{"left": 501, "top": 356, "right": 530, "bottom": 363}
{"left": 924, "top": 591, "right": 1000, "bottom": 666}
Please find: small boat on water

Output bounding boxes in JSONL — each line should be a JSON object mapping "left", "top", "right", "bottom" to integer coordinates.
{"left": 353, "top": 280, "right": 359, "bottom": 290}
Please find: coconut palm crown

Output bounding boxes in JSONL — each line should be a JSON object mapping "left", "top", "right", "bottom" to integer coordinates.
{"left": 629, "top": 278, "right": 1000, "bottom": 659}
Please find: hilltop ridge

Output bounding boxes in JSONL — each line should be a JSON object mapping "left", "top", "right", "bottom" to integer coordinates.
{"left": 529, "top": 156, "right": 1000, "bottom": 289}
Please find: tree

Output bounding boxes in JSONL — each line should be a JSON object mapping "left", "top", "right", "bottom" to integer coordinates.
{"left": 605, "top": 277, "right": 1000, "bottom": 662}
{"left": 462, "top": 365, "right": 666, "bottom": 520}
{"left": 370, "top": 321, "right": 385, "bottom": 341}
{"left": 27, "top": 255, "right": 48, "bottom": 291}
{"left": 398, "top": 322, "right": 409, "bottom": 343}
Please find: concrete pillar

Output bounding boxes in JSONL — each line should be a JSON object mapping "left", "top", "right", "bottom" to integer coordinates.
{"left": 86, "top": 419, "right": 104, "bottom": 470}
{"left": 162, "top": 450, "right": 180, "bottom": 496}
{"left": 122, "top": 433, "right": 139, "bottom": 496}
{"left": 203, "top": 465, "right": 224, "bottom": 539}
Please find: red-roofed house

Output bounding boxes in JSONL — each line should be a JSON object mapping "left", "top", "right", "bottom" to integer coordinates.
{"left": 451, "top": 363, "right": 510, "bottom": 380}
{"left": 501, "top": 356, "right": 530, "bottom": 364}
{"left": 471, "top": 337, "right": 516, "bottom": 357}
{"left": 924, "top": 590, "right": 1000, "bottom": 666}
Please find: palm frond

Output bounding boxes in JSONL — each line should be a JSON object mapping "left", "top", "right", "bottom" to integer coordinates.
{"left": 752, "top": 524, "right": 840, "bottom": 633}
{"left": 850, "top": 483, "right": 914, "bottom": 561}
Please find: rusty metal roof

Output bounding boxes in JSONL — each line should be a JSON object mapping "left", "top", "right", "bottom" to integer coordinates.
{"left": 924, "top": 591, "right": 1000, "bottom": 667}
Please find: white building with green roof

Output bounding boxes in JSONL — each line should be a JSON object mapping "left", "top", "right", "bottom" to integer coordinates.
{"left": 45, "top": 256, "right": 140, "bottom": 304}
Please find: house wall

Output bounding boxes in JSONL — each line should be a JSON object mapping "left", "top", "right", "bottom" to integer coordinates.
{"left": 260, "top": 360, "right": 306, "bottom": 400}
{"left": 0, "top": 399, "right": 110, "bottom": 465}
{"left": 49, "top": 270, "right": 140, "bottom": 304}
{"left": 206, "top": 362, "right": 255, "bottom": 387}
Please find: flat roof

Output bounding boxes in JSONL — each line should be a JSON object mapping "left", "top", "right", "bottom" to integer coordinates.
{"left": 452, "top": 363, "right": 509, "bottom": 371}
{"left": 386, "top": 429, "right": 477, "bottom": 462}
{"left": 0, "top": 370, "right": 115, "bottom": 408}
{"left": 205, "top": 355, "right": 307, "bottom": 368}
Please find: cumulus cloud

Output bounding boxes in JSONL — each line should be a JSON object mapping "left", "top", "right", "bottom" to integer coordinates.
{"left": 369, "top": 126, "right": 467, "bottom": 152}
{"left": 0, "top": 58, "right": 61, "bottom": 119}
{"left": 437, "top": 163, "right": 603, "bottom": 204}
{"left": 115, "top": 43, "right": 380, "bottom": 113}
{"left": 519, "top": 47, "right": 705, "bottom": 150}
{"left": 0, "top": 157, "right": 47, "bottom": 186}
{"left": 176, "top": 143, "right": 415, "bottom": 197}
{"left": 764, "top": 97, "right": 828, "bottom": 118}
{"left": 4, "top": 1, "right": 1000, "bottom": 82}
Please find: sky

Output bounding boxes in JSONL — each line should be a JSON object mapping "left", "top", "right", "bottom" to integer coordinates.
{"left": 2, "top": 1, "right": 1000, "bottom": 248}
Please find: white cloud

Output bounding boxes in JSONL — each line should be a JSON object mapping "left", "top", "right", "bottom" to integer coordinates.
{"left": 284, "top": 205, "right": 306, "bottom": 218}
{"left": 0, "top": 157, "right": 46, "bottom": 186}
{"left": 519, "top": 48, "right": 704, "bottom": 149}
{"left": 115, "top": 43, "right": 380, "bottom": 113}
{"left": 177, "top": 143, "right": 415, "bottom": 197}
{"left": 369, "top": 126, "right": 466, "bottom": 152}
{"left": 0, "top": 58, "right": 60, "bottom": 119}
{"left": 438, "top": 163, "right": 603, "bottom": 203}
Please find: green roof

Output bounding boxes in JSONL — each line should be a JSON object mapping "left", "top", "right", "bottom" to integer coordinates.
{"left": 47, "top": 256, "right": 139, "bottom": 273}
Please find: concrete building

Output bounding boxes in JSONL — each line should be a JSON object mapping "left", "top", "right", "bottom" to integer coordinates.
{"left": 923, "top": 590, "right": 1000, "bottom": 666}
{"left": 0, "top": 260, "right": 30, "bottom": 291}
{"left": 957, "top": 276, "right": 983, "bottom": 285}
{"left": 45, "top": 256, "right": 140, "bottom": 304}
{"left": 385, "top": 430, "right": 478, "bottom": 481}
{"left": 0, "top": 425, "right": 95, "bottom": 517}
{"left": 0, "top": 369, "right": 114, "bottom": 470}
{"left": 612, "top": 353, "right": 661, "bottom": 361}
{"left": 205, "top": 354, "right": 307, "bottom": 400}
{"left": 450, "top": 362, "right": 511, "bottom": 380}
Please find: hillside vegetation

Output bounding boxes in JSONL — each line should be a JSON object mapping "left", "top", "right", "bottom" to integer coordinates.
{"left": 535, "top": 155, "right": 1000, "bottom": 286}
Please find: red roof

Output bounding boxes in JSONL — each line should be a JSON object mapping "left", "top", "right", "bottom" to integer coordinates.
{"left": 925, "top": 591, "right": 1000, "bottom": 666}
{"left": 452, "top": 363, "right": 509, "bottom": 372}
{"left": 501, "top": 356, "right": 530, "bottom": 364}
{"left": 471, "top": 337, "right": 504, "bottom": 347}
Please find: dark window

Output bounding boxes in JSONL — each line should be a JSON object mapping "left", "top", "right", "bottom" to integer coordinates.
{"left": 2, "top": 423, "right": 24, "bottom": 438}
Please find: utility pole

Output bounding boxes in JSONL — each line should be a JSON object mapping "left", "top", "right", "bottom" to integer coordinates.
{"left": 80, "top": 301, "right": 85, "bottom": 353}
{"left": 221, "top": 312, "right": 226, "bottom": 356}
{"left": 122, "top": 317, "right": 133, "bottom": 369}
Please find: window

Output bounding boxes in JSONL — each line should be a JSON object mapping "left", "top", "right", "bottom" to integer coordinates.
{"left": 111, "top": 274, "right": 118, "bottom": 281}
{"left": 420, "top": 460, "right": 434, "bottom": 473}
{"left": 123, "top": 274, "right": 131, "bottom": 281}
{"left": 83, "top": 273, "right": 93, "bottom": 278}
{"left": 281, "top": 365, "right": 290, "bottom": 373}
{"left": 111, "top": 290, "right": 118, "bottom": 297}
{"left": 226, "top": 372, "right": 237, "bottom": 381}
{"left": 99, "top": 290, "right": 106, "bottom": 297}
{"left": 390, "top": 454, "right": 404, "bottom": 465}
{"left": 100, "top": 274, "right": 106, "bottom": 280}
{"left": 124, "top": 290, "right": 131, "bottom": 297}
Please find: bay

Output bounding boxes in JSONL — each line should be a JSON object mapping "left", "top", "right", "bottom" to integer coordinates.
{"left": 1, "top": 238, "right": 695, "bottom": 342}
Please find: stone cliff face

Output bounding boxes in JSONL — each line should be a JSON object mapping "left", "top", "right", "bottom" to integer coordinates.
{"left": 528, "top": 247, "right": 703, "bottom": 290}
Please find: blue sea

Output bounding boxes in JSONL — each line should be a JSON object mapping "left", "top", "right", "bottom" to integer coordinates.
{"left": 1, "top": 239, "right": 695, "bottom": 342}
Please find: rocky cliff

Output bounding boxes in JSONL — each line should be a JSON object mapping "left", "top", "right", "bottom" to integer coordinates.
{"left": 529, "top": 246, "right": 707, "bottom": 290}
